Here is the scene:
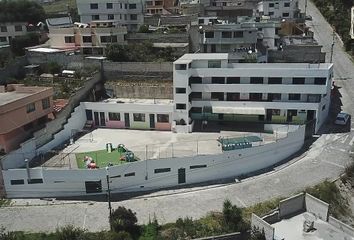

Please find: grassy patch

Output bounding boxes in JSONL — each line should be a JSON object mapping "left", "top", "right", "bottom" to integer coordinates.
{"left": 43, "top": 0, "right": 76, "bottom": 14}
{"left": 305, "top": 180, "right": 350, "bottom": 218}
{"left": 0, "top": 198, "right": 12, "bottom": 208}
{"left": 75, "top": 149, "right": 130, "bottom": 168}
{"left": 242, "top": 197, "right": 282, "bottom": 223}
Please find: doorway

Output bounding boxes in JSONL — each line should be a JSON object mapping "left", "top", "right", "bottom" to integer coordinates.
{"left": 85, "top": 110, "right": 93, "bottom": 121}
{"left": 149, "top": 114, "right": 155, "bottom": 129}
{"left": 99, "top": 112, "right": 106, "bottom": 126}
{"left": 124, "top": 113, "right": 130, "bottom": 128}
{"left": 178, "top": 168, "right": 186, "bottom": 184}
{"left": 94, "top": 112, "right": 99, "bottom": 126}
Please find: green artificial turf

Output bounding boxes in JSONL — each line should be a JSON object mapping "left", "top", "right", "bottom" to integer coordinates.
{"left": 76, "top": 149, "right": 127, "bottom": 169}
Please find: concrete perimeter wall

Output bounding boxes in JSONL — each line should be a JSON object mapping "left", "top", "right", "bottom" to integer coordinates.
{"left": 1, "top": 73, "right": 101, "bottom": 169}
{"left": 328, "top": 216, "right": 354, "bottom": 236}
{"left": 279, "top": 193, "right": 305, "bottom": 218}
{"left": 251, "top": 214, "right": 274, "bottom": 240}
{"left": 2, "top": 125, "right": 305, "bottom": 198}
{"left": 305, "top": 193, "right": 329, "bottom": 221}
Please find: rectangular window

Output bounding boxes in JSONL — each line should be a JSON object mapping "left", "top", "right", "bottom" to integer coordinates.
{"left": 110, "top": 175, "right": 121, "bottom": 178}
{"left": 26, "top": 103, "right": 36, "bottom": 113}
{"left": 11, "top": 179, "right": 24, "bottom": 185}
{"left": 271, "top": 109, "right": 281, "bottom": 115}
{"left": 189, "top": 77, "right": 202, "bottom": 84}
{"left": 100, "top": 36, "right": 117, "bottom": 43}
{"left": 293, "top": 78, "right": 305, "bottom": 84}
{"left": 211, "top": 92, "right": 224, "bottom": 101}
{"left": 227, "top": 93, "right": 240, "bottom": 101}
{"left": 154, "top": 168, "right": 171, "bottom": 173}
{"left": 221, "top": 31, "right": 232, "bottom": 38}
{"left": 268, "top": 77, "right": 282, "bottom": 84}
{"left": 42, "top": 97, "right": 50, "bottom": 110}
{"left": 250, "top": 93, "right": 263, "bottom": 101}
{"left": 190, "top": 164, "right": 207, "bottom": 169}
{"left": 211, "top": 77, "right": 225, "bottom": 84}
{"left": 233, "top": 31, "right": 243, "bottom": 38}
{"left": 208, "top": 60, "right": 221, "bottom": 68}
{"left": 157, "top": 114, "right": 169, "bottom": 123}
{"left": 92, "top": 15, "right": 100, "bottom": 20}
{"left": 125, "top": 3, "right": 128, "bottom": 9}
{"left": 129, "top": 3, "right": 137, "bottom": 9}
{"left": 269, "top": 11, "right": 274, "bottom": 16}
{"left": 190, "top": 92, "right": 202, "bottom": 100}
{"left": 14, "top": 25, "right": 22, "bottom": 32}
{"left": 227, "top": 77, "right": 240, "bottom": 84}
{"left": 205, "top": 31, "right": 214, "bottom": 38}
{"left": 108, "top": 14, "right": 114, "bottom": 20}
{"left": 176, "top": 104, "right": 186, "bottom": 110}
{"left": 250, "top": 77, "right": 263, "bottom": 84}
{"left": 284, "top": 2, "right": 290, "bottom": 7}
{"left": 191, "top": 107, "right": 202, "bottom": 113}
{"left": 314, "top": 77, "right": 326, "bottom": 85}
{"left": 0, "top": 37, "right": 6, "bottom": 42}
{"left": 130, "top": 14, "right": 137, "bottom": 20}
{"left": 85, "top": 181, "right": 102, "bottom": 193}
{"left": 133, "top": 113, "right": 145, "bottom": 122}
{"left": 282, "top": 12, "right": 290, "bottom": 17}
{"left": 175, "top": 64, "right": 187, "bottom": 70}
{"left": 109, "top": 112, "right": 120, "bottom": 121}
{"left": 307, "top": 94, "right": 321, "bottom": 102}
{"left": 64, "top": 36, "right": 75, "bottom": 43}
{"left": 268, "top": 93, "right": 281, "bottom": 101}
{"left": 82, "top": 36, "right": 92, "bottom": 43}
{"left": 28, "top": 178, "right": 43, "bottom": 184}
{"left": 124, "top": 172, "right": 135, "bottom": 177}
{"left": 106, "top": 2, "right": 113, "bottom": 8}
{"left": 269, "top": 3, "right": 274, "bottom": 7}
{"left": 0, "top": 26, "right": 7, "bottom": 32}
{"left": 176, "top": 88, "right": 186, "bottom": 94}
{"left": 90, "top": 3, "right": 98, "bottom": 9}
{"left": 289, "top": 94, "right": 301, "bottom": 100}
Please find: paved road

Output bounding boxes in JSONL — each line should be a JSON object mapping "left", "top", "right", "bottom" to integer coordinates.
{"left": 1, "top": 2, "right": 354, "bottom": 232}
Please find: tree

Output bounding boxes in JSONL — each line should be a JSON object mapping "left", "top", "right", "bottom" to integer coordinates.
{"left": 10, "top": 33, "right": 40, "bottom": 56}
{"left": 110, "top": 206, "right": 140, "bottom": 236}
{"left": 139, "top": 217, "right": 160, "bottom": 240}
{"left": 138, "top": 25, "right": 150, "bottom": 33}
{"left": 0, "top": 0, "right": 46, "bottom": 24}
{"left": 47, "top": 61, "right": 62, "bottom": 74}
{"left": 250, "top": 226, "right": 266, "bottom": 240}
{"left": 222, "top": 199, "right": 243, "bottom": 232}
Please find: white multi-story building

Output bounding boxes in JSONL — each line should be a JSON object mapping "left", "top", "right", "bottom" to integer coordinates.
{"left": 48, "top": 21, "right": 127, "bottom": 55}
{"left": 0, "top": 22, "right": 27, "bottom": 46}
{"left": 198, "top": 17, "right": 280, "bottom": 54}
{"left": 257, "top": 0, "right": 300, "bottom": 19}
{"left": 173, "top": 53, "right": 333, "bottom": 133}
{"left": 76, "top": 0, "right": 145, "bottom": 32}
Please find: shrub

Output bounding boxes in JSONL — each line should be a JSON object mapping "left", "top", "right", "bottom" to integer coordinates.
{"left": 110, "top": 206, "right": 140, "bottom": 236}
{"left": 56, "top": 225, "right": 86, "bottom": 240}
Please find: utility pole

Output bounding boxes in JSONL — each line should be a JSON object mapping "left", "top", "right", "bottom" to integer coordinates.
{"left": 106, "top": 167, "right": 113, "bottom": 230}
{"left": 330, "top": 28, "right": 335, "bottom": 63}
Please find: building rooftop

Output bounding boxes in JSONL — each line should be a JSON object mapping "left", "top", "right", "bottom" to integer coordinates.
{"left": 0, "top": 92, "right": 32, "bottom": 106}
{"left": 102, "top": 98, "right": 174, "bottom": 105}
{"left": 46, "top": 17, "right": 73, "bottom": 29}
{"left": 272, "top": 212, "right": 354, "bottom": 240}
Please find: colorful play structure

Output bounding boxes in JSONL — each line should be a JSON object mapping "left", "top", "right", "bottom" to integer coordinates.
{"left": 217, "top": 136, "right": 262, "bottom": 151}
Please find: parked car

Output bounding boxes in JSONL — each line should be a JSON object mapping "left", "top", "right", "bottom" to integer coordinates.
{"left": 334, "top": 112, "right": 350, "bottom": 125}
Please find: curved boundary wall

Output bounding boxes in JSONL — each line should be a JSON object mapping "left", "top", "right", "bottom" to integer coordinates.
{"left": 2, "top": 125, "right": 305, "bottom": 198}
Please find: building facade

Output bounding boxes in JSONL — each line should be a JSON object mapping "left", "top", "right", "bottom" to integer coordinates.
{"left": 0, "top": 84, "right": 53, "bottom": 153}
{"left": 76, "top": 0, "right": 145, "bottom": 32}
{"left": 82, "top": 98, "right": 173, "bottom": 131}
{"left": 173, "top": 53, "right": 333, "bottom": 133}
{"left": 257, "top": 0, "right": 300, "bottom": 19}
{"left": 197, "top": 17, "right": 281, "bottom": 55}
{"left": 48, "top": 21, "right": 127, "bottom": 55}
{"left": 0, "top": 22, "right": 27, "bottom": 46}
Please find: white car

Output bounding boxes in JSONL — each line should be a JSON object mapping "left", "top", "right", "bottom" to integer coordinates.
{"left": 334, "top": 112, "right": 350, "bottom": 125}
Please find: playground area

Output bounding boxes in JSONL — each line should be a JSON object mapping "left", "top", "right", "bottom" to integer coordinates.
{"left": 43, "top": 127, "right": 282, "bottom": 169}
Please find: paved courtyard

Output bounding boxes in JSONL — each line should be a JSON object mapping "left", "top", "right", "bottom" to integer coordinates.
{"left": 63, "top": 128, "right": 276, "bottom": 162}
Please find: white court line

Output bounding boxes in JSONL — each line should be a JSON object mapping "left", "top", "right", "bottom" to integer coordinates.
{"left": 82, "top": 205, "right": 88, "bottom": 229}
{"left": 349, "top": 136, "right": 354, "bottom": 146}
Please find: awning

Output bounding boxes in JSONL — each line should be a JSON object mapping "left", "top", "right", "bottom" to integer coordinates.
{"left": 212, "top": 106, "right": 265, "bottom": 115}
